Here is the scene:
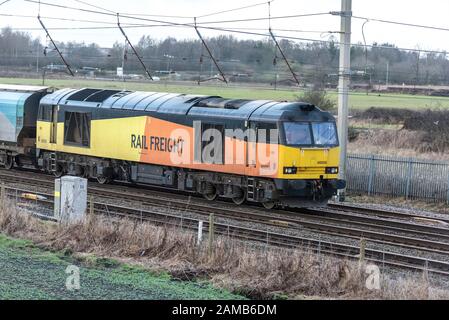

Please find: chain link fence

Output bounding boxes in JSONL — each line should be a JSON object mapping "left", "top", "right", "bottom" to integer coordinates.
{"left": 347, "top": 154, "right": 449, "bottom": 203}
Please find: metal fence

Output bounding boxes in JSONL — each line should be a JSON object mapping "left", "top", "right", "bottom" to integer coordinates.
{"left": 347, "top": 153, "right": 449, "bottom": 203}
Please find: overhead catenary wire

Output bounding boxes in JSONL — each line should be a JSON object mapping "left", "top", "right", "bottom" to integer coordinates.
{"left": 4, "top": 17, "right": 449, "bottom": 56}
{"left": 78, "top": 0, "right": 193, "bottom": 19}
{"left": 0, "top": 0, "right": 11, "bottom": 7}
{"left": 194, "top": 17, "right": 228, "bottom": 84}
{"left": 29, "top": 0, "right": 194, "bottom": 19}
{"left": 0, "top": 13, "right": 150, "bottom": 25}
{"left": 0, "top": 13, "right": 338, "bottom": 33}
{"left": 197, "top": 25, "right": 449, "bottom": 56}
{"left": 267, "top": 1, "right": 299, "bottom": 86}
{"left": 71, "top": 0, "right": 116, "bottom": 14}
{"left": 196, "top": 0, "right": 270, "bottom": 19}
{"left": 268, "top": 0, "right": 272, "bottom": 30}
{"left": 19, "top": 0, "right": 449, "bottom": 38}
{"left": 1, "top": 13, "right": 338, "bottom": 34}
{"left": 37, "top": 15, "right": 74, "bottom": 76}
{"left": 352, "top": 15, "right": 449, "bottom": 33}
{"left": 269, "top": 28, "right": 300, "bottom": 85}
{"left": 23, "top": 0, "right": 331, "bottom": 26}
{"left": 19, "top": 0, "right": 449, "bottom": 56}
{"left": 361, "top": 19, "right": 369, "bottom": 73}
{"left": 196, "top": 12, "right": 332, "bottom": 25}
{"left": 6, "top": 22, "right": 449, "bottom": 56}
{"left": 117, "top": 13, "right": 153, "bottom": 80}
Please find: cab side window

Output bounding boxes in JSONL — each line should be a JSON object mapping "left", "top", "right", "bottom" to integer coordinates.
{"left": 38, "top": 105, "right": 53, "bottom": 121}
{"left": 64, "top": 112, "right": 91, "bottom": 147}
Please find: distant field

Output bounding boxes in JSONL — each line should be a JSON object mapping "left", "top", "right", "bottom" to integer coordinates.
{"left": 0, "top": 235, "right": 243, "bottom": 300}
{"left": 2, "top": 76, "right": 449, "bottom": 110}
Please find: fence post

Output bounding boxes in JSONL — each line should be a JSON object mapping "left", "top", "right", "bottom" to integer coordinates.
{"left": 208, "top": 214, "right": 215, "bottom": 257}
{"left": 0, "top": 183, "right": 5, "bottom": 211}
{"left": 367, "top": 155, "right": 375, "bottom": 196}
{"left": 405, "top": 158, "right": 413, "bottom": 200}
{"left": 423, "top": 260, "right": 429, "bottom": 284}
{"left": 359, "top": 238, "right": 366, "bottom": 265}
{"left": 89, "top": 195, "right": 94, "bottom": 216}
{"left": 197, "top": 221, "right": 204, "bottom": 245}
{"left": 447, "top": 172, "right": 449, "bottom": 206}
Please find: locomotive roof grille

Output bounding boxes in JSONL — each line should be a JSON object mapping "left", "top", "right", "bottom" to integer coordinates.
{"left": 67, "top": 88, "right": 99, "bottom": 101}
{"left": 185, "top": 96, "right": 221, "bottom": 104}
{"left": 110, "top": 91, "right": 133, "bottom": 99}
{"left": 67, "top": 88, "right": 122, "bottom": 103}
{"left": 195, "top": 98, "right": 251, "bottom": 109}
{"left": 299, "top": 104, "right": 315, "bottom": 112}
{"left": 86, "top": 90, "right": 122, "bottom": 103}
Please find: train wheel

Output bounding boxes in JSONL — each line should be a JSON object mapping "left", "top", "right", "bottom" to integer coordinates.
{"left": 14, "top": 157, "right": 23, "bottom": 168}
{"left": 262, "top": 201, "right": 277, "bottom": 210}
{"left": 232, "top": 188, "right": 246, "bottom": 205}
{"left": 204, "top": 192, "right": 218, "bottom": 201}
{"left": 82, "top": 167, "right": 90, "bottom": 179}
{"left": 75, "top": 165, "right": 88, "bottom": 178}
{"left": 53, "top": 164, "right": 64, "bottom": 178}
{"left": 203, "top": 183, "right": 218, "bottom": 201}
{"left": 4, "top": 156, "right": 14, "bottom": 170}
{"left": 97, "top": 176, "right": 111, "bottom": 185}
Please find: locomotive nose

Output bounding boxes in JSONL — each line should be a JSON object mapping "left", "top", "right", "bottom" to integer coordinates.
{"left": 300, "top": 148, "right": 330, "bottom": 167}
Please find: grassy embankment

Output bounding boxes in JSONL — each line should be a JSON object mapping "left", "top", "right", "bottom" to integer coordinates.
{"left": 0, "top": 197, "right": 447, "bottom": 300}
{"left": 0, "top": 234, "right": 243, "bottom": 300}
{"left": 2, "top": 76, "right": 449, "bottom": 110}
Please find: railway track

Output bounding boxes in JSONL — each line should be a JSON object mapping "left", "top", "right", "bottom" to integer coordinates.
{"left": 2, "top": 168, "right": 449, "bottom": 276}
{"left": 328, "top": 202, "right": 449, "bottom": 224}
{"left": 2, "top": 169, "right": 449, "bottom": 251}
{"left": 6, "top": 187, "right": 449, "bottom": 277}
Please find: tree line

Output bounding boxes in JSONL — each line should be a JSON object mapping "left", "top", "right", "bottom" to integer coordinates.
{"left": 1, "top": 27, "right": 449, "bottom": 86}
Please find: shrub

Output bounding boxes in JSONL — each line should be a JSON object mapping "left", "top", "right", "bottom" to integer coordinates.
{"left": 297, "top": 89, "right": 337, "bottom": 111}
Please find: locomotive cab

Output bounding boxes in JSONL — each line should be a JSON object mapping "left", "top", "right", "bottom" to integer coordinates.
{"left": 268, "top": 104, "right": 346, "bottom": 206}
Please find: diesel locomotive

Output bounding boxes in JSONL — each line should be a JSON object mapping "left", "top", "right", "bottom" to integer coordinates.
{"left": 0, "top": 84, "right": 345, "bottom": 209}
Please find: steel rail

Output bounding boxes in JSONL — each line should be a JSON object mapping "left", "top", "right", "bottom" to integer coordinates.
{"left": 2, "top": 169, "right": 449, "bottom": 254}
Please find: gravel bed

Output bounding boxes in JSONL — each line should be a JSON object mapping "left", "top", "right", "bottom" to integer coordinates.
{"left": 331, "top": 199, "right": 449, "bottom": 222}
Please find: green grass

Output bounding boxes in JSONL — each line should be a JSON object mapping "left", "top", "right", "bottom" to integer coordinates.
{"left": 350, "top": 123, "right": 404, "bottom": 130}
{"left": 2, "top": 76, "right": 449, "bottom": 110}
{"left": 327, "top": 91, "right": 449, "bottom": 110}
{"left": 0, "top": 234, "right": 244, "bottom": 300}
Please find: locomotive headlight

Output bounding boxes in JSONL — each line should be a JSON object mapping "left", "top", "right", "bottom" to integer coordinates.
{"left": 284, "top": 167, "right": 298, "bottom": 175}
{"left": 326, "top": 167, "right": 339, "bottom": 174}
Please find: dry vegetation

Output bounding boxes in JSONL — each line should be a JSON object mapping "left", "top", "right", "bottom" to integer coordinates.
{"left": 0, "top": 200, "right": 447, "bottom": 300}
{"left": 349, "top": 108, "right": 449, "bottom": 161}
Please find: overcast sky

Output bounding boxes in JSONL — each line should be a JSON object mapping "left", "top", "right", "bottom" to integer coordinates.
{"left": 1, "top": 0, "right": 449, "bottom": 52}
